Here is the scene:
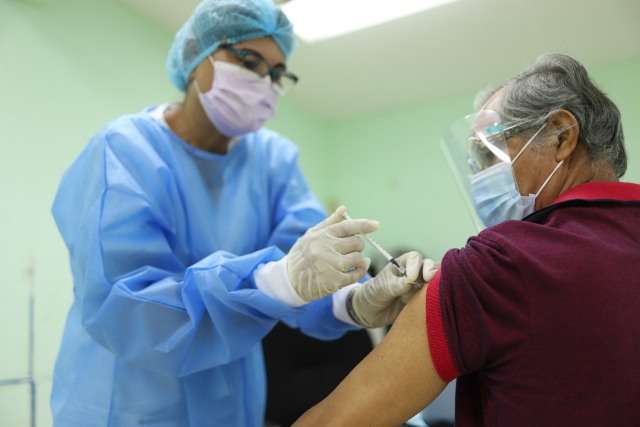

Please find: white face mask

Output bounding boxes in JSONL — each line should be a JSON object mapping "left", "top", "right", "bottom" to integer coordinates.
{"left": 470, "top": 123, "right": 564, "bottom": 227}
{"left": 195, "top": 58, "right": 278, "bottom": 137}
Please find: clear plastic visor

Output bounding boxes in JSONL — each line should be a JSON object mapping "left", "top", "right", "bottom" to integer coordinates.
{"left": 441, "top": 109, "right": 521, "bottom": 230}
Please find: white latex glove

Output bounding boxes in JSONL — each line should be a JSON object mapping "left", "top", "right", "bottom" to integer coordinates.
{"left": 346, "top": 252, "right": 439, "bottom": 328}
{"left": 287, "top": 206, "right": 379, "bottom": 302}
{"left": 399, "top": 258, "right": 439, "bottom": 304}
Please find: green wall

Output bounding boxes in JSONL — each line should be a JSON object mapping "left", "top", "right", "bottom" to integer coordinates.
{"left": 0, "top": 0, "right": 638, "bottom": 425}
{"left": 270, "top": 102, "right": 332, "bottom": 199}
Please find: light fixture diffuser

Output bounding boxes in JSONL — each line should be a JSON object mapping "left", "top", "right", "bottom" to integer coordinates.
{"left": 281, "top": 0, "right": 458, "bottom": 43}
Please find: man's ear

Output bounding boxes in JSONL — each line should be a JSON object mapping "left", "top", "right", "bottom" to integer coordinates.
{"left": 550, "top": 109, "right": 580, "bottom": 162}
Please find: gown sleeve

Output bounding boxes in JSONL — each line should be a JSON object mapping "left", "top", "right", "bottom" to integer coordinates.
{"left": 51, "top": 128, "right": 350, "bottom": 378}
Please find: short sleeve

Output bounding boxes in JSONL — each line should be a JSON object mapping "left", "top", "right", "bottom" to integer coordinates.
{"left": 426, "top": 228, "right": 531, "bottom": 381}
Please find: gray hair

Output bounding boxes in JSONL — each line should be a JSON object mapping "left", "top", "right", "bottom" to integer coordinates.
{"left": 482, "top": 53, "right": 627, "bottom": 177}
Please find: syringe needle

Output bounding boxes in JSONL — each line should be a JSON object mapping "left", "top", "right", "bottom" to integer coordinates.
{"left": 343, "top": 213, "right": 406, "bottom": 276}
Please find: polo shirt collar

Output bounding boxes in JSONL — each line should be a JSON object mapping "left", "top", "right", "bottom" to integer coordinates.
{"left": 553, "top": 181, "right": 640, "bottom": 204}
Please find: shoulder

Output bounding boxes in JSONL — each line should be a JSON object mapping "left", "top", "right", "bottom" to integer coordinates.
{"left": 441, "top": 220, "right": 547, "bottom": 292}
{"left": 99, "top": 112, "right": 169, "bottom": 163}
{"left": 465, "top": 218, "right": 557, "bottom": 256}
{"left": 53, "top": 111, "right": 170, "bottom": 235}
{"left": 429, "top": 221, "right": 540, "bottom": 377}
{"left": 472, "top": 218, "right": 567, "bottom": 262}
{"left": 102, "top": 112, "right": 173, "bottom": 174}
{"left": 68, "top": 111, "right": 174, "bottom": 198}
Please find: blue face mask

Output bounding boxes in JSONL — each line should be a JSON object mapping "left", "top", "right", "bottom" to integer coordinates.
{"left": 470, "top": 123, "right": 564, "bottom": 227}
{"left": 470, "top": 162, "right": 538, "bottom": 227}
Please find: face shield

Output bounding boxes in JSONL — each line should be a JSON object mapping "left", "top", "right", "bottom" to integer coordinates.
{"left": 441, "top": 109, "right": 554, "bottom": 228}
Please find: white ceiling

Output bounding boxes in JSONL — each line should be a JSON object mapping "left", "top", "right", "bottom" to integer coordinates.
{"left": 121, "top": 0, "right": 640, "bottom": 120}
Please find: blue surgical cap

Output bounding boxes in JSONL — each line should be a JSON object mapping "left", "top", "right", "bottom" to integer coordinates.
{"left": 167, "top": 0, "right": 295, "bottom": 92}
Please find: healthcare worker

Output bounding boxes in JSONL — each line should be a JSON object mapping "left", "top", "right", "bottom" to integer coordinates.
{"left": 295, "top": 53, "right": 640, "bottom": 427}
{"left": 50, "top": 1, "right": 425, "bottom": 425}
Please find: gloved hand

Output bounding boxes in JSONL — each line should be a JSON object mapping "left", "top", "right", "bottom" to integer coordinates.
{"left": 346, "top": 252, "right": 439, "bottom": 328}
{"left": 287, "top": 206, "right": 379, "bottom": 302}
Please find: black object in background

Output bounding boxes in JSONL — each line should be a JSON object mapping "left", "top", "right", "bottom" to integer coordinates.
{"left": 263, "top": 322, "right": 373, "bottom": 426}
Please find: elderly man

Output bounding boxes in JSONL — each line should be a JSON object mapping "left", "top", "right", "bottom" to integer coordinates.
{"left": 294, "top": 53, "right": 640, "bottom": 427}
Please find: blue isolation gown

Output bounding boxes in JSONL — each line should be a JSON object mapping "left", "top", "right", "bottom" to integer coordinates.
{"left": 50, "top": 107, "right": 354, "bottom": 426}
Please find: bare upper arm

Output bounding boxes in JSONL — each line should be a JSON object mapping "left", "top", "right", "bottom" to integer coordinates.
{"left": 293, "top": 285, "right": 448, "bottom": 427}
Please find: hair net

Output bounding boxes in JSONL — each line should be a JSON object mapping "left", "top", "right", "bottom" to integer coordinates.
{"left": 166, "top": 0, "right": 295, "bottom": 92}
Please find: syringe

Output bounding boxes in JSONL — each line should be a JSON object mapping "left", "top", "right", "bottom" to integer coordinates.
{"left": 343, "top": 213, "right": 406, "bottom": 276}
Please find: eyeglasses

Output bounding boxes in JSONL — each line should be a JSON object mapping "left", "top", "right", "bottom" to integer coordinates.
{"left": 219, "top": 44, "right": 299, "bottom": 95}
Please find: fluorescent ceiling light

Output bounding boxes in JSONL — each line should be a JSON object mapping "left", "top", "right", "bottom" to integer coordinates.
{"left": 281, "top": 0, "right": 458, "bottom": 43}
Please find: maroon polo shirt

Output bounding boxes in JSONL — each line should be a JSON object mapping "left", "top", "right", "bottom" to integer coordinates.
{"left": 426, "top": 181, "right": 640, "bottom": 427}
